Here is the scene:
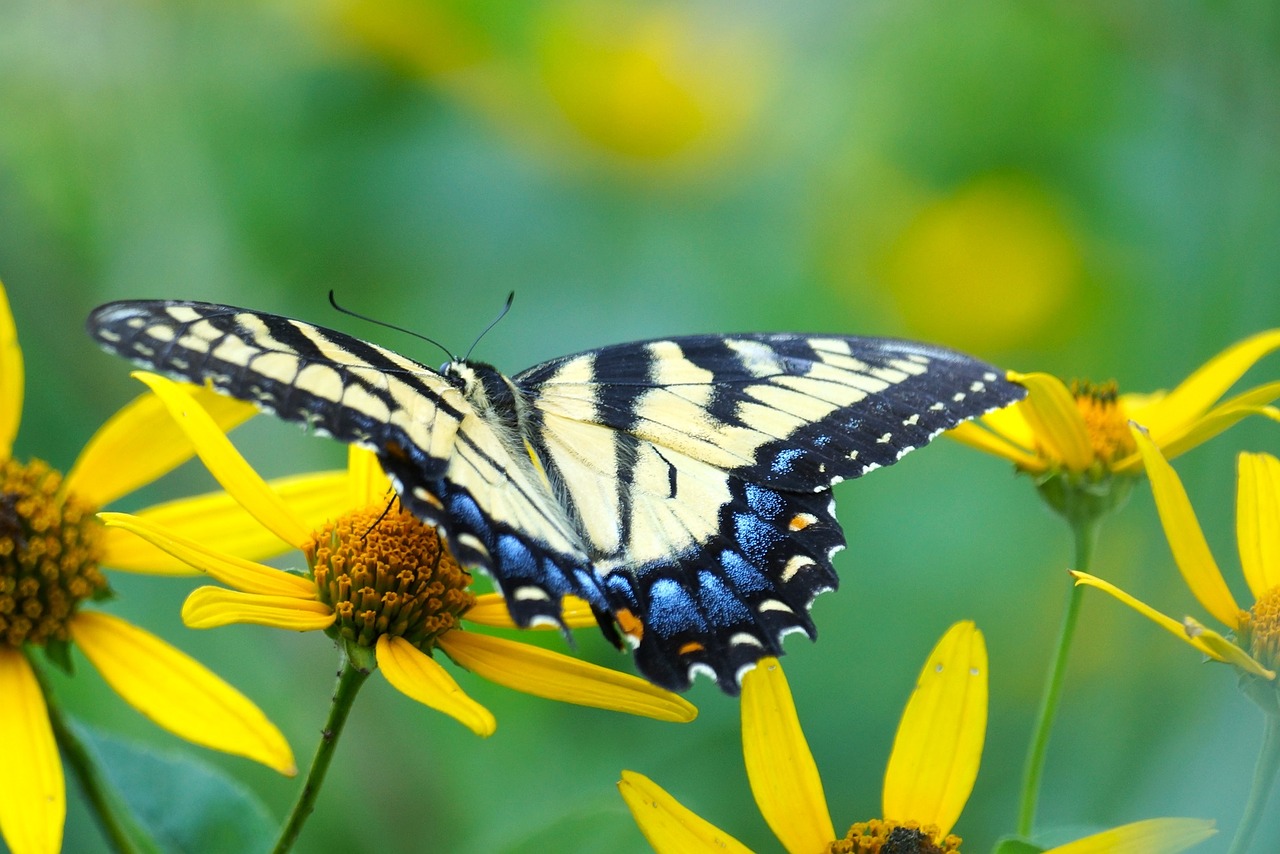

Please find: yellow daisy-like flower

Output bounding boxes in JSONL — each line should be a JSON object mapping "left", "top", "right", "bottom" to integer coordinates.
{"left": 101, "top": 372, "right": 696, "bottom": 733}
{"left": 620, "top": 621, "right": 1214, "bottom": 854}
{"left": 0, "top": 283, "right": 296, "bottom": 854}
{"left": 1073, "top": 427, "right": 1280, "bottom": 687}
{"left": 950, "top": 329, "right": 1280, "bottom": 479}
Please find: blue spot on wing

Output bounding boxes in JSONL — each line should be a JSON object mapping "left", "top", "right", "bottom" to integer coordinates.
{"left": 718, "top": 550, "right": 772, "bottom": 596}
{"left": 697, "top": 571, "right": 753, "bottom": 626}
{"left": 744, "top": 483, "right": 784, "bottom": 518}
{"left": 770, "top": 447, "right": 804, "bottom": 475}
{"left": 644, "top": 578, "right": 708, "bottom": 636}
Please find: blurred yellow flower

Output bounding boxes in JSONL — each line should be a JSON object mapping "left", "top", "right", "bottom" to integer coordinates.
{"left": 327, "top": 0, "right": 766, "bottom": 171}
{"left": 536, "top": 3, "right": 765, "bottom": 164}
{"left": 103, "top": 372, "right": 696, "bottom": 734}
{"left": 1074, "top": 428, "right": 1280, "bottom": 684}
{"left": 0, "top": 283, "right": 295, "bottom": 854}
{"left": 880, "top": 175, "right": 1081, "bottom": 352}
{"left": 620, "top": 622, "right": 1212, "bottom": 853}
{"left": 951, "top": 329, "right": 1280, "bottom": 479}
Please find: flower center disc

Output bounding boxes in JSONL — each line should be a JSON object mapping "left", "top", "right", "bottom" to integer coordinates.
{"left": 1245, "top": 587, "right": 1280, "bottom": 674}
{"left": 828, "top": 819, "right": 960, "bottom": 854}
{"left": 1071, "top": 379, "right": 1136, "bottom": 466}
{"left": 308, "top": 506, "right": 475, "bottom": 652}
{"left": 0, "top": 458, "right": 107, "bottom": 647}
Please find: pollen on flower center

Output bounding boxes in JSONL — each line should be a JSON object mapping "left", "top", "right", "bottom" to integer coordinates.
{"left": 828, "top": 819, "right": 961, "bottom": 854}
{"left": 0, "top": 458, "right": 108, "bottom": 648}
{"left": 1242, "top": 587, "right": 1280, "bottom": 673}
{"left": 1070, "top": 379, "right": 1136, "bottom": 465}
{"left": 307, "top": 506, "right": 475, "bottom": 652}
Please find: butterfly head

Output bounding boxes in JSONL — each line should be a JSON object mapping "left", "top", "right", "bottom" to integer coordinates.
{"left": 442, "top": 360, "right": 523, "bottom": 432}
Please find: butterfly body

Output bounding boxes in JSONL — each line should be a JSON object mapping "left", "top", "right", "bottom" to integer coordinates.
{"left": 88, "top": 301, "right": 1024, "bottom": 692}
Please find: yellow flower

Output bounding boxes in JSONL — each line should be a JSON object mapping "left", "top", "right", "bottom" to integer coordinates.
{"left": 0, "top": 283, "right": 295, "bottom": 854}
{"left": 102, "top": 372, "right": 696, "bottom": 734}
{"left": 1073, "top": 427, "right": 1280, "bottom": 687}
{"left": 878, "top": 174, "right": 1082, "bottom": 353}
{"left": 620, "top": 621, "right": 1214, "bottom": 853}
{"left": 950, "top": 329, "right": 1280, "bottom": 478}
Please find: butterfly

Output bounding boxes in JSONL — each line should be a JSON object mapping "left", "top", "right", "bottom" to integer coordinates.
{"left": 87, "top": 300, "right": 1024, "bottom": 693}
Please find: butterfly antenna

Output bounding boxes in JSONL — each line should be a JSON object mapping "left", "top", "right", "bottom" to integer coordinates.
{"left": 328, "top": 291, "right": 455, "bottom": 362}
{"left": 464, "top": 291, "right": 515, "bottom": 362}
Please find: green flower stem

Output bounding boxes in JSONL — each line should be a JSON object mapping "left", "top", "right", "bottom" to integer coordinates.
{"left": 1016, "top": 517, "right": 1098, "bottom": 838}
{"left": 1227, "top": 712, "right": 1280, "bottom": 854}
{"left": 32, "top": 654, "right": 155, "bottom": 854}
{"left": 272, "top": 646, "right": 372, "bottom": 854}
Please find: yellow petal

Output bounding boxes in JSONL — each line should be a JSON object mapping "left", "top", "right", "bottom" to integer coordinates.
{"left": 0, "top": 649, "right": 63, "bottom": 854}
{"left": 882, "top": 621, "right": 986, "bottom": 838}
{"left": 1121, "top": 381, "right": 1280, "bottom": 473}
{"left": 97, "top": 512, "right": 315, "bottom": 598}
{"left": 182, "top": 587, "right": 335, "bottom": 631}
{"left": 437, "top": 631, "right": 697, "bottom": 723}
{"left": 0, "top": 281, "right": 23, "bottom": 458}
{"left": 618, "top": 770, "right": 753, "bottom": 854}
{"left": 1070, "top": 572, "right": 1224, "bottom": 661}
{"left": 129, "top": 373, "right": 310, "bottom": 548}
{"left": 1130, "top": 328, "right": 1280, "bottom": 439}
{"left": 1044, "top": 817, "right": 1215, "bottom": 854}
{"left": 1007, "top": 371, "right": 1094, "bottom": 471}
{"left": 946, "top": 420, "right": 1045, "bottom": 472}
{"left": 463, "top": 593, "right": 600, "bottom": 630}
{"left": 101, "top": 470, "right": 350, "bottom": 575}
{"left": 740, "top": 657, "right": 834, "bottom": 854}
{"left": 1131, "top": 426, "right": 1241, "bottom": 626}
{"left": 977, "top": 391, "right": 1038, "bottom": 448}
{"left": 1183, "top": 617, "right": 1275, "bottom": 680}
{"left": 347, "top": 446, "right": 391, "bottom": 508}
{"left": 69, "top": 611, "right": 296, "bottom": 775}
{"left": 375, "top": 635, "right": 496, "bottom": 736}
{"left": 63, "top": 385, "right": 257, "bottom": 508}
{"left": 1237, "top": 452, "right": 1280, "bottom": 601}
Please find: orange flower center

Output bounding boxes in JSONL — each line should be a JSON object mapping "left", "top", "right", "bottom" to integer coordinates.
{"left": 1069, "top": 379, "right": 1136, "bottom": 466}
{"left": 0, "top": 458, "right": 107, "bottom": 647}
{"left": 306, "top": 506, "right": 475, "bottom": 652}
{"left": 1242, "top": 587, "right": 1280, "bottom": 673}
{"left": 828, "top": 819, "right": 960, "bottom": 853}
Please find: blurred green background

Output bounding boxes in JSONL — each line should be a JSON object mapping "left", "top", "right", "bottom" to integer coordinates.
{"left": 3, "top": 0, "right": 1279, "bottom": 851}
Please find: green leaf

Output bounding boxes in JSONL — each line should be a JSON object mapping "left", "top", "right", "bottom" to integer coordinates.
{"left": 75, "top": 722, "right": 278, "bottom": 854}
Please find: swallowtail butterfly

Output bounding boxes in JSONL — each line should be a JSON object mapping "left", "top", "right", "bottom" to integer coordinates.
{"left": 87, "top": 301, "right": 1024, "bottom": 693}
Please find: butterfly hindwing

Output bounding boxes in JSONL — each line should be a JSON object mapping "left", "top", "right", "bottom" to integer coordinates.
{"left": 516, "top": 333, "right": 1023, "bottom": 690}
{"left": 88, "top": 301, "right": 1026, "bottom": 694}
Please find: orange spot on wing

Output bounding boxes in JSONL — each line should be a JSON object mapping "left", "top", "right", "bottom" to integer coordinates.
{"left": 616, "top": 608, "right": 644, "bottom": 640}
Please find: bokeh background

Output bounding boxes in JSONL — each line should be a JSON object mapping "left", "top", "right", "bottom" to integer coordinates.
{"left": 3, "top": 0, "right": 1279, "bottom": 851}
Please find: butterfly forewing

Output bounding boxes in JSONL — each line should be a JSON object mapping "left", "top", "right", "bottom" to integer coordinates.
{"left": 88, "top": 301, "right": 1025, "bottom": 694}
{"left": 89, "top": 301, "right": 465, "bottom": 474}
{"left": 88, "top": 301, "right": 609, "bottom": 628}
